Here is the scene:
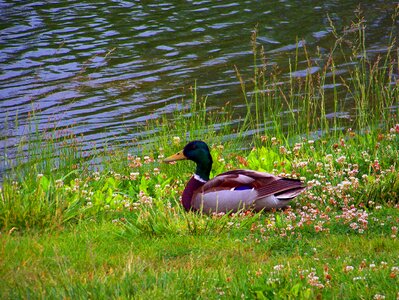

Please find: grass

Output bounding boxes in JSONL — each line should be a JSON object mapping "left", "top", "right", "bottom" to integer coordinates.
{"left": 1, "top": 210, "right": 399, "bottom": 299}
{"left": 1, "top": 9, "right": 399, "bottom": 299}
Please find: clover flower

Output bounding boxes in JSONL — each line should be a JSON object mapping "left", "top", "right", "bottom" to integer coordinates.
{"left": 344, "top": 265, "right": 354, "bottom": 272}
{"left": 273, "top": 264, "right": 284, "bottom": 271}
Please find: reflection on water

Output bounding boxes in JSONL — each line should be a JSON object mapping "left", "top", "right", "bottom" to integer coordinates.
{"left": 0, "top": 1, "right": 397, "bottom": 159}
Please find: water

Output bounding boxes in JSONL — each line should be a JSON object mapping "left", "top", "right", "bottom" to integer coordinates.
{"left": 0, "top": 1, "right": 397, "bottom": 164}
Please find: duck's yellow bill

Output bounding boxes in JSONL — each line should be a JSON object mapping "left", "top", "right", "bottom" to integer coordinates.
{"left": 163, "top": 150, "right": 187, "bottom": 163}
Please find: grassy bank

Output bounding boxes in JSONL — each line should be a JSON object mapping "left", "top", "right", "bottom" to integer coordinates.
{"left": 2, "top": 215, "right": 399, "bottom": 299}
{"left": 1, "top": 10, "right": 399, "bottom": 299}
{"left": 1, "top": 125, "right": 399, "bottom": 299}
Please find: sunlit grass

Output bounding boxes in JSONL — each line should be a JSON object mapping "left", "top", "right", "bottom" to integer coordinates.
{"left": 1, "top": 213, "right": 399, "bottom": 299}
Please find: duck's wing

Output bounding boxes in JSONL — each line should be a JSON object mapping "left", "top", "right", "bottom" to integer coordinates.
{"left": 225, "top": 169, "right": 306, "bottom": 200}
{"left": 203, "top": 169, "right": 304, "bottom": 193}
{"left": 201, "top": 169, "right": 279, "bottom": 191}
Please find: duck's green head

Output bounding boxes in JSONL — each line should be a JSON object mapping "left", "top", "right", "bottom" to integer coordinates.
{"left": 164, "top": 140, "right": 213, "bottom": 181}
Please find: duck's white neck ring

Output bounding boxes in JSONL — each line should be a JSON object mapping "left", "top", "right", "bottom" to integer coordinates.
{"left": 194, "top": 173, "right": 207, "bottom": 183}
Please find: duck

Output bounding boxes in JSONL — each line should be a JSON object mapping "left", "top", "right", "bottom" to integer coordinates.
{"left": 164, "top": 140, "right": 306, "bottom": 214}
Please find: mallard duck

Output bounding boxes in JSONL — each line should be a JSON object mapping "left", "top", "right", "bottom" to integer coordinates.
{"left": 164, "top": 140, "right": 305, "bottom": 214}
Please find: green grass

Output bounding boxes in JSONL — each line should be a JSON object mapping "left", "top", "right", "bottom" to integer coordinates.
{"left": 1, "top": 9, "right": 399, "bottom": 299}
{"left": 2, "top": 213, "right": 399, "bottom": 299}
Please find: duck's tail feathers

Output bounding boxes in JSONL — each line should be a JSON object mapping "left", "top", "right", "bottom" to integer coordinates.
{"left": 275, "top": 186, "right": 306, "bottom": 200}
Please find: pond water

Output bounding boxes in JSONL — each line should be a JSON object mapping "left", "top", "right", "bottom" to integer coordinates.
{"left": 0, "top": 1, "right": 397, "bottom": 166}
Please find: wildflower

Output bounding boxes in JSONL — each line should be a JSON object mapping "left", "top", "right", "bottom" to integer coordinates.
{"left": 173, "top": 136, "right": 181, "bottom": 145}
{"left": 279, "top": 146, "right": 287, "bottom": 155}
{"left": 297, "top": 161, "right": 308, "bottom": 168}
{"left": 389, "top": 124, "right": 399, "bottom": 133}
{"left": 307, "top": 272, "right": 324, "bottom": 289}
{"left": 314, "top": 224, "right": 323, "bottom": 233}
{"left": 55, "top": 179, "right": 64, "bottom": 188}
{"left": 273, "top": 264, "right": 284, "bottom": 271}
{"left": 130, "top": 172, "right": 139, "bottom": 180}
{"left": 138, "top": 191, "right": 153, "bottom": 205}
{"left": 216, "top": 288, "right": 225, "bottom": 296}
{"left": 212, "top": 212, "right": 225, "bottom": 218}
{"left": 37, "top": 173, "right": 44, "bottom": 179}
{"left": 93, "top": 171, "right": 101, "bottom": 181}
{"left": 353, "top": 277, "right": 365, "bottom": 281}
{"left": 129, "top": 156, "right": 143, "bottom": 168}
{"left": 153, "top": 168, "right": 160, "bottom": 175}
{"left": 344, "top": 266, "right": 354, "bottom": 272}
{"left": 325, "top": 154, "right": 333, "bottom": 161}
{"left": 336, "top": 155, "right": 346, "bottom": 164}
{"left": 267, "top": 278, "right": 280, "bottom": 284}
{"left": 336, "top": 138, "right": 344, "bottom": 148}
{"left": 373, "top": 294, "right": 385, "bottom": 300}
{"left": 132, "top": 202, "right": 140, "bottom": 210}
{"left": 372, "top": 159, "right": 381, "bottom": 172}
{"left": 358, "top": 260, "right": 367, "bottom": 270}
{"left": 293, "top": 143, "right": 302, "bottom": 154}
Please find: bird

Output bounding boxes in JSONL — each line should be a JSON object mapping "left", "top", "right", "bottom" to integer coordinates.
{"left": 164, "top": 140, "right": 306, "bottom": 214}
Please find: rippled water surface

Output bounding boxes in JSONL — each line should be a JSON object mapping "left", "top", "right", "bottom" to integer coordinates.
{"left": 0, "top": 1, "right": 397, "bottom": 162}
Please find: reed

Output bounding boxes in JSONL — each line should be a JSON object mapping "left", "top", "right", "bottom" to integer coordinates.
{"left": 236, "top": 9, "right": 398, "bottom": 144}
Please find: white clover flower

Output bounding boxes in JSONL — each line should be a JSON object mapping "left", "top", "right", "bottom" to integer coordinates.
{"left": 173, "top": 136, "right": 181, "bottom": 145}
{"left": 344, "top": 266, "right": 354, "bottom": 272}
{"left": 325, "top": 154, "right": 333, "bottom": 161}
{"left": 55, "top": 179, "right": 64, "bottom": 188}
{"left": 130, "top": 172, "right": 139, "bottom": 180}
{"left": 336, "top": 155, "right": 346, "bottom": 164}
